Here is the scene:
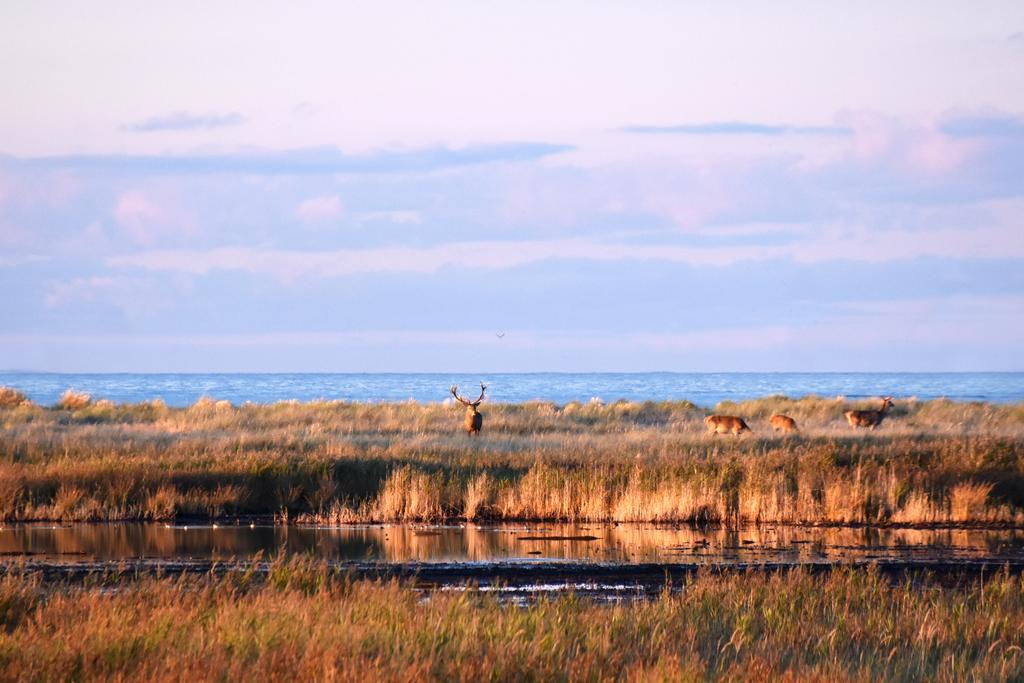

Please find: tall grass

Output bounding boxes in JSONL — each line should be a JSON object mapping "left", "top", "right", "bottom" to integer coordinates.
{"left": 1, "top": 396, "right": 1022, "bottom": 524}
{"left": 0, "top": 387, "right": 30, "bottom": 409}
{"left": 55, "top": 388, "right": 92, "bottom": 410}
{"left": 0, "top": 561, "right": 1021, "bottom": 681}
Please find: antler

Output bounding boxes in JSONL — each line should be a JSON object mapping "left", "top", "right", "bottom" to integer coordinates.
{"left": 451, "top": 383, "right": 487, "bottom": 407}
{"left": 450, "top": 385, "right": 471, "bottom": 406}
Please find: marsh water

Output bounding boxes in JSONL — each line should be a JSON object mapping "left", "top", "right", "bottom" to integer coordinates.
{"left": 4, "top": 522, "right": 1023, "bottom": 566}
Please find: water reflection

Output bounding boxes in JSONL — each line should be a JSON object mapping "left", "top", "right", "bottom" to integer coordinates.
{"left": 2, "top": 523, "right": 1023, "bottom": 565}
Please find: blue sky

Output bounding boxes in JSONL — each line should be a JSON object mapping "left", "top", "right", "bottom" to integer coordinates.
{"left": 1, "top": 1, "right": 1023, "bottom": 371}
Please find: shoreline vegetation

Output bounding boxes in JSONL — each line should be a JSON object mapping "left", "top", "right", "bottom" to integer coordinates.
{"left": 0, "top": 560, "right": 1022, "bottom": 680}
{"left": 1, "top": 387, "right": 1023, "bottom": 526}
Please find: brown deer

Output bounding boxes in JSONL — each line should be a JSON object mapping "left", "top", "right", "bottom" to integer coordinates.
{"left": 705, "top": 415, "right": 751, "bottom": 436}
{"left": 844, "top": 396, "right": 894, "bottom": 429}
{"left": 450, "top": 383, "right": 487, "bottom": 436}
{"left": 770, "top": 414, "right": 798, "bottom": 433}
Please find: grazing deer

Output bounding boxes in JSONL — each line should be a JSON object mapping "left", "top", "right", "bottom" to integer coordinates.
{"left": 450, "top": 383, "right": 487, "bottom": 436}
{"left": 844, "top": 396, "right": 894, "bottom": 430}
{"left": 704, "top": 415, "right": 751, "bottom": 436}
{"left": 770, "top": 414, "right": 798, "bottom": 433}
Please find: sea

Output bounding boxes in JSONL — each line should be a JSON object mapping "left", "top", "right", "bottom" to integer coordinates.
{"left": 1, "top": 372, "right": 1022, "bottom": 408}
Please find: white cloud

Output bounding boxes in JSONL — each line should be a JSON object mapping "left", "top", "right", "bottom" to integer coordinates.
{"left": 839, "top": 111, "right": 981, "bottom": 174}
{"left": 44, "top": 275, "right": 174, "bottom": 316}
{"left": 295, "top": 195, "right": 342, "bottom": 223}
{"left": 357, "top": 210, "right": 421, "bottom": 225}
{"left": 105, "top": 216, "right": 1024, "bottom": 282}
{"left": 111, "top": 191, "right": 195, "bottom": 244}
{"left": 0, "top": 253, "right": 47, "bottom": 266}
{"left": 113, "top": 191, "right": 164, "bottom": 241}
{"left": 8, "top": 293, "right": 1023, "bottom": 356}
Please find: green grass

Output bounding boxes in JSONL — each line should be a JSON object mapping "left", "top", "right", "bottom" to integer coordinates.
{"left": 1, "top": 394, "right": 1023, "bottom": 524}
{"left": 0, "top": 560, "right": 1021, "bottom": 681}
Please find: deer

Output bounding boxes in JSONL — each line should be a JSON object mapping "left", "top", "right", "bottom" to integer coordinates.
{"left": 770, "top": 414, "right": 798, "bottom": 433}
{"left": 450, "top": 383, "right": 487, "bottom": 436}
{"left": 844, "top": 396, "right": 894, "bottom": 430}
{"left": 704, "top": 415, "right": 751, "bottom": 436}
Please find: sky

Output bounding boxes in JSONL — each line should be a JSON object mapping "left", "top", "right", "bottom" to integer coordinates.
{"left": 1, "top": 1, "right": 1023, "bottom": 372}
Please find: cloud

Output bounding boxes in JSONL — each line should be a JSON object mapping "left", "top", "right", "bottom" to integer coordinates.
{"left": 829, "top": 111, "right": 981, "bottom": 176}
{"left": 13, "top": 142, "right": 574, "bottom": 176}
{"left": 0, "top": 254, "right": 47, "bottom": 267}
{"left": 111, "top": 190, "right": 196, "bottom": 244}
{"left": 530, "top": 294, "right": 1024, "bottom": 355}
{"left": 0, "top": 169, "right": 84, "bottom": 208}
{"left": 107, "top": 241, "right": 583, "bottom": 280}
{"left": 782, "top": 295, "right": 1024, "bottom": 355}
{"left": 105, "top": 217, "right": 1024, "bottom": 282}
{"left": 0, "top": 328, "right": 790, "bottom": 352}
{"left": 295, "top": 195, "right": 342, "bottom": 223}
{"left": 616, "top": 113, "right": 998, "bottom": 177}
{"left": 941, "top": 113, "right": 1024, "bottom": 138}
{"left": 112, "top": 191, "right": 172, "bottom": 244}
{"left": 7, "top": 293, "right": 1021, "bottom": 372}
{"left": 44, "top": 275, "right": 171, "bottom": 316}
{"left": 120, "top": 111, "right": 246, "bottom": 133}
{"left": 620, "top": 121, "right": 851, "bottom": 136}
{"left": 113, "top": 191, "right": 163, "bottom": 233}
{"left": 357, "top": 210, "right": 422, "bottom": 225}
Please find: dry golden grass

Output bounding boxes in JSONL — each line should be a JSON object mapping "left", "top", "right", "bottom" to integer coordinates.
{"left": 0, "top": 560, "right": 1021, "bottom": 681}
{"left": 56, "top": 388, "right": 92, "bottom": 410}
{"left": 0, "top": 387, "right": 30, "bottom": 409}
{"left": 0, "top": 396, "right": 1022, "bottom": 525}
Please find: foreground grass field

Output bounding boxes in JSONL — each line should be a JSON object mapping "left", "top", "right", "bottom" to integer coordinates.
{"left": 1, "top": 392, "right": 1023, "bottom": 525}
{"left": 0, "top": 561, "right": 1021, "bottom": 681}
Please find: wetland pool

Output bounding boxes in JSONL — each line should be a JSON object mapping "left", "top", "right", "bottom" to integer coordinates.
{"left": 3, "top": 522, "right": 1023, "bottom": 566}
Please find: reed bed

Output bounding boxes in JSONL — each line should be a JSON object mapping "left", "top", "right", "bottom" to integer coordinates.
{"left": 1, "top": 393, "right": 1022, "bottom": 525}
{"left": 0, "top": 560, "right": 1022, "bottom": 681}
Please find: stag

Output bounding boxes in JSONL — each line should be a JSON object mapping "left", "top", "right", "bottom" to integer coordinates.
{"left": 450, "top": 383, "right": 487, "bottom": 436}
{"left": 704, "top": 415, "right": 751, "bottom": 436}
{"left": 770, "top": 414, "right": 798, "bottom": 433}
{"left": 844, "top": 396, "right": 894, "bottom": 430}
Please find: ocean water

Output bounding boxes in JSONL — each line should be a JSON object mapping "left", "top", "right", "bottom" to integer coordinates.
{"left": 1, "top": 372, "right": 1021, "bottom": 407}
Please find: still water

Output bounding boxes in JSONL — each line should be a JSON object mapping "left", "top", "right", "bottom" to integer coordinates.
{"left": 2, "top": 372, "right": 1023, "bottom": 407}
{"left": 3, "top": 523, "right": 1023, "bottom": 566}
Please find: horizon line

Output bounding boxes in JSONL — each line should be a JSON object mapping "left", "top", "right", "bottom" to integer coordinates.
{"left": 3, "top": 370, "right": 1022, "bottom": 376}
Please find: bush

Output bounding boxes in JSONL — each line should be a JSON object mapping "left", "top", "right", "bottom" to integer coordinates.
{"left": 57, "top": 389, "right": 92, "bottom": 410}
{"left": 0, "top": 386, "right": 31, "bottom": 408}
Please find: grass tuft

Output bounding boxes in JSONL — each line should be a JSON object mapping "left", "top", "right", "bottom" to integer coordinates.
{"left": 56, "top": 388, "right": 92, "bottom": 410}
{"left": 0, "top": 387, "right": 31, "bottom": 408}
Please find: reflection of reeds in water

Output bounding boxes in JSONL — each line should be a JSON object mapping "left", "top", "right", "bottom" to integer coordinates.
{"left": 1, "top": 396, "right": 1023, "bottom": 525}
{"left": 4, "top": 522, "right": 1019, "bottom": 565}
{"left": 0, "top": 524, "right": 283, "bottom": 560}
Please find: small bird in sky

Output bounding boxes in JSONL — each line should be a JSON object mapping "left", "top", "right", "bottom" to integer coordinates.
{"left": 495, "top": 332, "right": 505, "bottom": 339}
